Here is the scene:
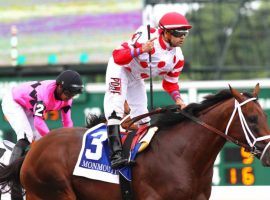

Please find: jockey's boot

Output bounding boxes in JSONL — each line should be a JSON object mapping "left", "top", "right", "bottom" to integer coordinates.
{"left": 9, "top": 138, "right": 30, "bottom": 164}
{"left": 107, "top": 124, "right": 128, "bottom": 169}
{"left": 10, "top": 138, "right": 29, "bottom": 200}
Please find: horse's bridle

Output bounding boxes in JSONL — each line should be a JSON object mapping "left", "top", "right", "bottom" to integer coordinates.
{"left": 179, "top": 97, "right": 270, "bottom": 160}
{"left": 224, "top": 97, "right": 270, "bottom": 160}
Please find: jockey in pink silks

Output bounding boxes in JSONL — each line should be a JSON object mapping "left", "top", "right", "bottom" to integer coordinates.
{"left": 1, "top": 70, "right": 84, "bottom": 164}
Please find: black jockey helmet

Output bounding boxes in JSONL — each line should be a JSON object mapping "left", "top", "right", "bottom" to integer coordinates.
{"left": 56, "top": 70, "right": 84, "bottom": 95}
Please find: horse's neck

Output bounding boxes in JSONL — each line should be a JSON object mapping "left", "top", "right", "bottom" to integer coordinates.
{"left": 193, "top": 131, "right": 227, "bottom": 171}
{"left": 176, "top": 103, "right": 232, "bottom": 171}
{"left": 188, "top": 101, "right": 233, "bottom": 171}
{"left": 182, "top": 123, "right": 226, "bottom": 167}
{"left": 157, "top": 120, "right": 225, "bottom": 154}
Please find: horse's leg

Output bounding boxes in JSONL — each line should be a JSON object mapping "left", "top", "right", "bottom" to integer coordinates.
{"left": 22, "top": 167, "right": 76, "bottom": 200}
{"left": 24, "top": 180, "right": 76, "bottom": 200}
{"left": 26, "top": 192, "right": 46, "bottom": 200}
{"left": 24, "top": 188, "right": 76, "bottom": 200}
{"left": 42, "top": 184, "right": 76, "bottom": 200}
{"left": 25, "top": 193, "right": 37, "bottom": 200}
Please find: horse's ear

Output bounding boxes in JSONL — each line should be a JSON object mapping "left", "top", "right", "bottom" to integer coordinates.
{"left": 252, "top": 83, "right": 260, "bottom": 98}
{"left": 229, "top": 84, "right": 245, "bottom": 102}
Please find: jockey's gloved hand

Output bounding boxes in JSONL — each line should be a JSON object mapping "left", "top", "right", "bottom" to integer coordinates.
{"left": 175, "top": 98, "right": 186, "bottom": 110}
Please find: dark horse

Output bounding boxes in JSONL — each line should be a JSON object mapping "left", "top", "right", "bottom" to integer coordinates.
{"left": 1, "top": 84, "right": 270, "bottom": 200}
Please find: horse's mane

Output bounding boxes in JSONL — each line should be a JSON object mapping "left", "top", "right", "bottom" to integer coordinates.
{"left": 151, "top": 89, "right": 253, "bottom": 129}
{"left": 86, "top": 114, "right": 106, "bottom": 128}
{"left": 85, "top": 89, "right": 253, "bottom": 130}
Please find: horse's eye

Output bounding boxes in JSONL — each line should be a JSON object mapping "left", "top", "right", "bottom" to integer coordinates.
{"left": 247, "top": 115, "right": 258, "bottom": 124}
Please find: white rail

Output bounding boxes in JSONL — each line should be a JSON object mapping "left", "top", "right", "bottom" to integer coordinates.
{"left": 210, "top": 186, "right": 270, "bottom": 200}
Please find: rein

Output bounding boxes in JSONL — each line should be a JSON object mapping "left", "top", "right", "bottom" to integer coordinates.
{"left": 129, "top": 107, "right": 251, "bottom": 149}
{"left": 181, "top": 97, "right": 270, "bottom": 157}
{"left": 130, "top": 96, "right": 270, "bottom": 156}
{"left": 128, "top": 108, "right": 166, "bottom": 129}
{"left": 129, "top": 98, "right": 263, "bottom": 152}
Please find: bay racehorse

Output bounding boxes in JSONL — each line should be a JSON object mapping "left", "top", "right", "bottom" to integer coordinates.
{"left": 0, "top": 84, "right": 270, "bottom": 200}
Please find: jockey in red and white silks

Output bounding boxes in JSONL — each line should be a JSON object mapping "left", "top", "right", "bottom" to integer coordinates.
{"left": 104, "top": 12, "right": 192, "bottom": 124}
{"left": 104, "top": 12, "right": 192, "bottom": 169}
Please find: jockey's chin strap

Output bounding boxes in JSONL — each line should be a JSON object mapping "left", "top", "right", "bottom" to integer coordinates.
{"left": 225, "top": 97, "right": 270, "bottom": 160}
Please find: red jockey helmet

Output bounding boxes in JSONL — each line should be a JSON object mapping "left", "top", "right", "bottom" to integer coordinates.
{"left": 159, "top": 12, "right": 192, "bottom": 30}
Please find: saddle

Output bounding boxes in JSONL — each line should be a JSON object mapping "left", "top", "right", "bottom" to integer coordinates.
{"left": 121, "top": 126, "right": 158, "bottom": 156}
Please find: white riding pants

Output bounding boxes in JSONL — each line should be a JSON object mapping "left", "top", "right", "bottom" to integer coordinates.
{"left": 104, "top": 58, "right": 150, "bottom": 125}
{"left": 1, "top": 90, "right": 41, "bottom": 143}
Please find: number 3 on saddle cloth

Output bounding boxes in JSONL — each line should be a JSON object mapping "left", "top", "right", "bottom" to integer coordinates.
{"left": 73, "top": 123, "right": 158, "bottom": 183}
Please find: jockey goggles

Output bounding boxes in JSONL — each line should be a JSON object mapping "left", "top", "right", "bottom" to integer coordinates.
{"left": 169, "top": 29, "right": 189, "bottom": 37}
{"left": 63, "top": 84, "right": 83, "bottom": 97}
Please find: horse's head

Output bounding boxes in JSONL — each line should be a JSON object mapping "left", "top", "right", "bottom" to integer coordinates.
{"left": 227, "top": 83, "right": 270, "bottom": 166}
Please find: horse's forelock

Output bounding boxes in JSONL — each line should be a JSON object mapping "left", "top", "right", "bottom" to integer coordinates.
{"left": 242, "top": 92, "right": 255, "bottom": 99}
